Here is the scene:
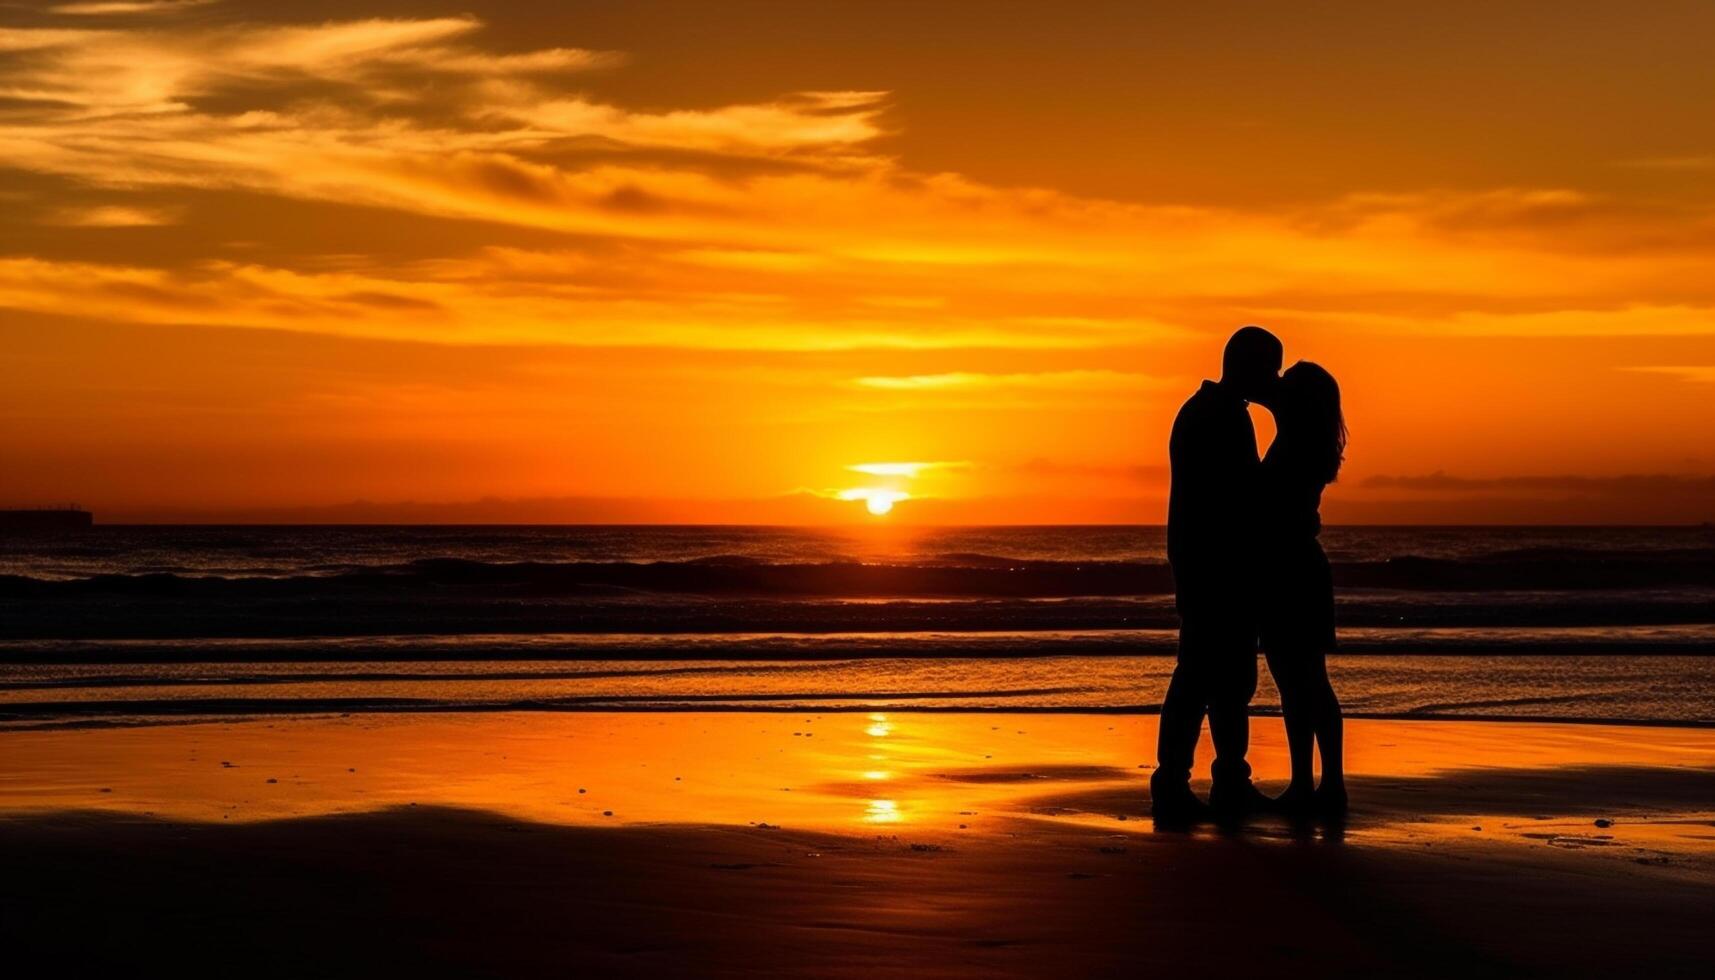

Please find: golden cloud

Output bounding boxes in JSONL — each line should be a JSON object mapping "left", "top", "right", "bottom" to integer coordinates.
{"left": 2, "top": 12, "right": 1714, "bottom": 357}
{"left": 1621, "top": 365, "right": 1715, "bottom": 384}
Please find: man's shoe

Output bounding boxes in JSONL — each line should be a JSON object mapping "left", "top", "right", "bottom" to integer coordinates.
{"left": 1208, "top": 780, "right": 1274, "bottom": 821}
{"left": 1149, "top": 774, "right": 1210, "bottom": 828}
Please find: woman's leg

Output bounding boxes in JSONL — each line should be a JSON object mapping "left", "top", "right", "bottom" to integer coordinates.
{"left": 1264, "top": 646, "right": 1316, "bottom": 796}
{"left": 1304, "top": 648, "right": 1346, "bottom": 807}
{"left": 1311, "top": 670, "right": 1344, "bottom": 787}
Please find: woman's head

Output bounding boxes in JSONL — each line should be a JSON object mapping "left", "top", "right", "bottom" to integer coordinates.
{"left": 1275, "top": 361, "right": 1346, "bottom": 483}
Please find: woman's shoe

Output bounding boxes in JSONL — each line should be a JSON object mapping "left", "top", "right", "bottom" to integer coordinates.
{"left": 1275, "top": 783, "right": 1317, "bottom": 816}
{"left": 1315, "top": 781, "right": 1348, "bottom": 817}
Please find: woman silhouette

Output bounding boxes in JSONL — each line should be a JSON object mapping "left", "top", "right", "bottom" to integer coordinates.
{"left": 1259, "top": 361, "right": 1347, "bottom": 815}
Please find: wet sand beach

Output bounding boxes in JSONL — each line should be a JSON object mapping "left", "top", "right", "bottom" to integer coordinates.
{"left": 3, "top": 713, "right": 1713, "bottom": 977}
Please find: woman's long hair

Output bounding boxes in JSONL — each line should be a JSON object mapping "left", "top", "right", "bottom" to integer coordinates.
{"left": 1277, "top": 361, "right": 1346, "bottom": 484}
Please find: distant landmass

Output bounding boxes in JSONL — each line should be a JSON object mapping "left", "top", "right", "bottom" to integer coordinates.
{"left": 0, "top": 508, "right": 92, "bottom": 531}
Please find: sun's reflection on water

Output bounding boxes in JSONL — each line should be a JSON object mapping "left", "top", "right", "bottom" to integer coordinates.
{"left": 864, "top": 798, "right": 901, "bottom": 823}
{"left": 860, "top": 712, "right": 903, "bottom": 821}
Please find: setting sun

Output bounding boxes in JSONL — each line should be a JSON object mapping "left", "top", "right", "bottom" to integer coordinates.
{"left": 837, "top": 488, "right": 907, "bottom": 516}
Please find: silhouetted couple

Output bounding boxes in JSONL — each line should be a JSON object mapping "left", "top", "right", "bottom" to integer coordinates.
{"left": 1152, "top": 326, "right": 1348, "bottom": 826}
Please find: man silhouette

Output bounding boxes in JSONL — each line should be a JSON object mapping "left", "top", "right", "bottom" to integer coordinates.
{"left": 1151, "top": 325, "right": 1282, "bottom": 824}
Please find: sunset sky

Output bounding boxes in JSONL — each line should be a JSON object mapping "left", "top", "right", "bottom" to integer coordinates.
{"left": 4, "top": 0, "right": 1714, "bottom": 523}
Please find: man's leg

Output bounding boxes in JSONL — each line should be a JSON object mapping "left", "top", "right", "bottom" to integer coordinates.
{"left": 1152, "top": 627, "right": 1212, "bottom": 821}
{"left": 1154, "top": 658, "right": 1206, "bottom": 788}
{"left": 1206, "top": 627, "right": 1260, "bottom": 811}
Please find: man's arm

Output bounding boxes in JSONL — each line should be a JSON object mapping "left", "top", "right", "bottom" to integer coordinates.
{"left": 1202, "top": 405, "right": 1261, "bottom": 566}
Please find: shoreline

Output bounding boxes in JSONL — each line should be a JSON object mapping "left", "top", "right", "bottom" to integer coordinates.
{"left": 6, "top": 701, "right": 1715, "bottom": 730}
{"left": 7, "top": 637, "right": 1715, "bottom": 661}
{"left": 7, "top": 649, "right": 1715, "bottom": 728}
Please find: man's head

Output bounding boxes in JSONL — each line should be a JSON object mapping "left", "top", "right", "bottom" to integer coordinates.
{"left": 1220, "top": 325, "right": 1283, "bottom": 403}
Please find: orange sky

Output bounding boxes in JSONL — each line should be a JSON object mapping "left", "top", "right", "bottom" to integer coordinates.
{"left": 3, "top": 1, "right": 1714, "bottom": 523}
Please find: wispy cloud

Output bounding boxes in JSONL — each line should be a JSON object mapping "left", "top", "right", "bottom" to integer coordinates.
{"left": 0, "top": 16, "right": 610, "bottom": 115}
{"left": 476, "top": 90, "right": 885, "bottom": 155}
{"left": 855, "top": 370, "right": 1164, "bottom": 391}
{"left": 1362, "top": 471, "right": 1715, "bottom": 495}
{"left": 846, "top": 461, "right": 967, "bottom": 478}
{"left": 1620, "top": 365, "right": 1715, "bottom": 384}
{"left": 1350, "top": 471, "right": 1715, "bottom": 522}
{"left": 40, "top": 204, "right": 180, "bottom": 226}
{"left": 1616, "top": 155, "right": 1715, "bottom": 171}
{"left": 1009, "top": 459, "right": 1167, "bottom": 485}
{"left": 48, "top": 1, "right": 216, "bottom": 15}
{"left": 1290, "top": 305, "right": 1715, "bottom": 337}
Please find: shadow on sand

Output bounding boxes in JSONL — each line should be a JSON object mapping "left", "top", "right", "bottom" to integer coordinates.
{"left": 4, "top": 796, "right": 1712, "bottom": 979}
{"left": 1021, "top": 764, "right": 1715, "bottom": 824}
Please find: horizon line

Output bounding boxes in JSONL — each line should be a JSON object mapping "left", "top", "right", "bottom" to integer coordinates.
{"left": 38, "top": 520, "right": 1715, "bottom": 529}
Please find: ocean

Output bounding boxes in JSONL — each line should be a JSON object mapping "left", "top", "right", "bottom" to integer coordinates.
{"left": 3, "top": 525, "right": 1713, "bottom": 726}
